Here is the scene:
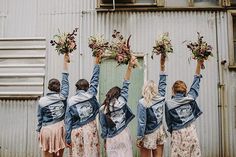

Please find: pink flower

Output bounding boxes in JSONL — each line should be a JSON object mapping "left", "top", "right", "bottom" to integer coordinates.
{"left": 116, "top": 54, "right": 124, "bottom": 63}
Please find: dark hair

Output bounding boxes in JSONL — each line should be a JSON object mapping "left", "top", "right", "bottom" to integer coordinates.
{"left": 103, "top": 86, "right": 121, "bottom": 113}
{"left": 48, "top": 78, "right": 60, "bottom": 93}
{"left": 102, "top": 86, "right": 121, "bottom": 128}
{"left": 172, "top": 80, "right": 187, "bottom": 95}
{"left": 75, "top": 79, "right": 89, "bottom": 91}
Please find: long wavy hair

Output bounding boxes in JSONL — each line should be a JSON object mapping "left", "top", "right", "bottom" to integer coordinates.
{"left": 102, "top": 86, "right": 121, "bottom": 113}
{"left": 142, "top": 80, "right": 158, "bottom": 105}
{"left": 102, "top": 86, "right": 121, "bottom": 128}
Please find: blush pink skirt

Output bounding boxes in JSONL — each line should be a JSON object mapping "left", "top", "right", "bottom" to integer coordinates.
{"left": 39, "top": 120, "right": 66, "bottom": 155}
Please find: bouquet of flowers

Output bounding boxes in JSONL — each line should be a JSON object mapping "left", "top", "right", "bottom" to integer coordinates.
{"left": 151, "top": 32, "right": 173, "bottom": 59}
{"left": 108, "top": 30, "right": 138, "bottom": 68}
{"left": 186, "top": 32, "right": 213, "bottom": 69}
{"left": 88, "top": 35, "right": 109, "bottom": 57}
{"left": 50, "top": 28, "right": 78, "bottom": 62}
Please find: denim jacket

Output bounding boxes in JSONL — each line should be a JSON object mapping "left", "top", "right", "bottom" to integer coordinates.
{"left": 99, "top": 80, "right": 135, "bottom": 139}
{"left": 137, "top": 74, "right": 167, "bottom": 139}
{"left": 65, "top": 64, "right": 100, "bottom": 144}
{"left": 165, "top": 75, "right": 203, "bottom": 133}
{"left": 36, "top": 72, "right": 69, "bottom": 132}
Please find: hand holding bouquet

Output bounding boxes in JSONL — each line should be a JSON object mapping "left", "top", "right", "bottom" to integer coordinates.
{"left": 151, "top": 32, "right": 173, "bottom": 59}
{"left": 88, "top": 35, "right": 109, "bottom": 58}
{"left": 186, "top": 32, "right": 213, "bottom": 69}
{"left": 108, "top": 30, "right": 139, "bottom": 68}
{"left": 50, "top": 28, "right": 78, "bottom": 62}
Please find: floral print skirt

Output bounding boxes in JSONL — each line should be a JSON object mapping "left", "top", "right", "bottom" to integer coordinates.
{"left": 171, "top": 124, "right": 201, "bottom": 157}
{"left": 106, "top": 128, "right": 133, "bottom": 157}
{"left": 142, "top": 125, "right": 167, "bottom": 149}
{"left": 69, "top": 120, "right": 100, "bottom": 157}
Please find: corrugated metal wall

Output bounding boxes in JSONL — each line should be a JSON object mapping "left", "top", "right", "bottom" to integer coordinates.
{"left": 0, "top": 0, "right": 235, "bottom": 156}
{"left": 0, "top": 38, "right": 46, "bottom": 96}
{"left": 0, "top": 99, "right": 40, "bottom": 157}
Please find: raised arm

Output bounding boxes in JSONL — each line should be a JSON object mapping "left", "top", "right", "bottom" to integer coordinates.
{"left": 120, "top": 55, "right": 137, "bottom": 101}
{"left": 158, "top": 55, "right": 167, "bottom": 97}
{"left": 187, "top": 60, "right": 203, "bottom": 100}
{"left": 60, "top": 54, "right": 70, "bottom": 99}
{"left": 87, "top": 55, "right": 101, "bottom": 96}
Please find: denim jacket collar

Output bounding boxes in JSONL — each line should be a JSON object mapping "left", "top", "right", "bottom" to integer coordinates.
{"left": 172, "top": 93, "right": 186, "bottom": 99}
{"left": 76, "top": 90, "right": 86, "bottom": 95}
{"left": 47, "top": 91, "right": 59, "bottom": 96}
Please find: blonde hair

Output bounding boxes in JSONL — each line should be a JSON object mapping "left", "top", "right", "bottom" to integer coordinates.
{"left": 172, "top": 80, "right": 187, "bottom": 95}
{"left": 142, "top": 80, "right": 158, "bottom": 105}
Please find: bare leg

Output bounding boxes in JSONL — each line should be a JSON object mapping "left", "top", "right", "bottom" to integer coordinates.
{"left": 43, "top": 151, "right": 53, "bottom": 157}
{"left": 52, "top": 149, "right": 64, "bottom": 157}
{"left": 140, "top": 147, "right": 151, "bottom": 157}
{"left": 58, "top": 149, "right": 64, "bottom": 157}
{"left": 152, "top": 145, "right": 164, "bottom": 157}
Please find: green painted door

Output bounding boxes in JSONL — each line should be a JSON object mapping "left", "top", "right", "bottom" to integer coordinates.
{"left": 99, "top": 58, "right": 144, "bottom": 157}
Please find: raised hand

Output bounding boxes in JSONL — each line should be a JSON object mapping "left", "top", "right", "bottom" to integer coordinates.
{"left": 64, "top": 53, "right": 70, "bottom": 63}
{"left": 63, "top": 53, "right": 70, "bottom": 71}
{"left": 196, "top": 59, "right": 204, "bottom": 75}
{"left": 95, "top": 50, "right": 103, "bottom": 64}
{"left": 160, "top": 54, "right": 166, "bottom": 71}
{"left": 128, "top": 54, "right": 138, "bottom": 68}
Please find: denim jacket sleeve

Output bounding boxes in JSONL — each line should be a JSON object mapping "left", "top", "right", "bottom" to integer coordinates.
{"left": 99, "top": 111, "right": 108, "bottom": 139}
{"left": 187, "top": 75, "right": 202, "bottom": 100}
{"left": 158, "top": 73, "right": 167, "bottom": 97}
{"left": 36, "top": 105, "right": 43, "bottom": 132}
{"left": 137, "top": 102, "right": 146, "bottom": 139}
{"left": 165, "top": 103, "right": 172, "bottom": 133}
{"left": 65, "top": 105, "right": 72, "bottom": 144}
{"left": 60, "top": 72, "right": 69, "bottom": 99}
{"left": 88, "top": 64, "right": 100, "bottom": 96}
{"left": 120, "top": 80, "right": 130, "bottom": 102}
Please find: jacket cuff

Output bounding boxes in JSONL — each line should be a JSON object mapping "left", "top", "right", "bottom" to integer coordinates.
{"left": 159, "top": 71, "right": 167, "bottom": 76}
{"left": 36, "top": 126, "right": 41, "bottom": 132}
{"left": 66, "top": 139, "right": 71, "bottom": 144}
{"left": 94, "top": 64, "right": 100, "bottom": 69}
{"left": 123, "top": 80, "right": 131, "bottom": 84}
{"left": 62, "top": 72, "right": 69, "bottom": 75}
{"left": 194, "top": 74, "right": 202, "bottom": 78}
{"left": 137, "top": 136, "right": 144, "bottom": 140}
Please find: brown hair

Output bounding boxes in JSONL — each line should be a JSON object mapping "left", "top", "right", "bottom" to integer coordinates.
{"left": 102, "top": 86, "right": 121, "bottom": 128}
{"left": 172, "top": 80, "right": 187, "bottom": 95}
{"left": 75, "top": 79, "right": 89, "bottom": 91}
{"left": 48, "top": 78, "right": 60, "bottom": 93}
{"left": 102, "top": 86, "right": 121, "bottom": 112}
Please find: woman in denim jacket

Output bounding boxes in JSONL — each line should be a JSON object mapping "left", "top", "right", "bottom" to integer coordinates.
{"left": 65, "top": 55, "right": 101, "bottom": 157}
{"left": 165, "top": 60, "right": 204, "bottom": 157}
{"left": 99, "top": 55, "right": 137, "bottom": 157}
{"left": 36, "top": 54, "right": 70, "bottom": 157}
{"left": 136, "top": 54, "right": 167, "bottom": 157}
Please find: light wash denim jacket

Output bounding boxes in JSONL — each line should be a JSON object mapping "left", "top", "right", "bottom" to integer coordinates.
{"left": 65, "top": 64, "right": 100, "bottom": 144}
{"left": 99, "top": 80, "right": 135, "bottom": 139}
{"left": 36, "top": 72, "right": 69, "bottom": 132}
{"left": 136, "top": 74, "right": 167, "bottom": 139}
{"left": 165, "top": 75, "right": 203, "bottom": 133}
